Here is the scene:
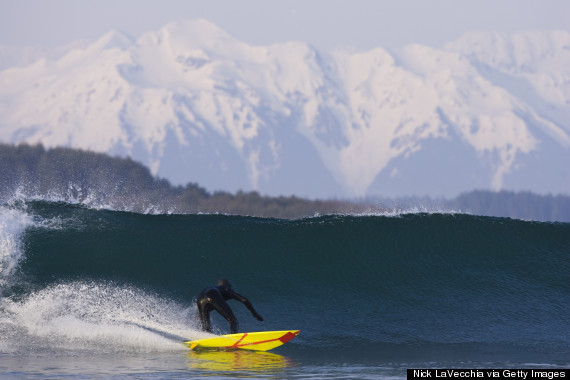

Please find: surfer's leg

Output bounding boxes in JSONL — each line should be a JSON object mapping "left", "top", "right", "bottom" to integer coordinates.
{"left": 197, "top": 299, "right": 212, "bottom": 332}
{"left": 228, "top": 319, "right": 239, "bottom": 334}
{"left": 210, "top": 295, "right": 239, "bottom": 333}
{"left": 200, "top": 310, "right": 212, "bottom": 332}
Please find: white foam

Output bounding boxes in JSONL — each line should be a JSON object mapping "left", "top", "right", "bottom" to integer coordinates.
{"left": 6, "top": 185, "right": 178, "bottom": 215}
{"left": 0, "top": 281, "right": 214, "bottom": 354}
{"left": 0, "top": 204, "right": 36, "bottom": 283}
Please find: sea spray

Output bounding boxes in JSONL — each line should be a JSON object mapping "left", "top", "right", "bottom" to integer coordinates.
{"left": 0, "top": 204, "right": 35, "bottom": 284}
{"left": 0, "top": 280, "right": 213, "bottom": 354}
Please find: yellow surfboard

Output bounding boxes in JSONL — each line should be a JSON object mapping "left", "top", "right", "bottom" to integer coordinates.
{"left": 184, "top": 330, "right": 300, "bottom": 351}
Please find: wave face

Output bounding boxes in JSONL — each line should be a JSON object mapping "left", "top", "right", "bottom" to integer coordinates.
{"left": 1, "top": 200, "right": 569, "bottom": 361}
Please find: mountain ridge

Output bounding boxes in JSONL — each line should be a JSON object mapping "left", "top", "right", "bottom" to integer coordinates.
{"left": 0, "top": 20, "right": 568, "bottom": 198}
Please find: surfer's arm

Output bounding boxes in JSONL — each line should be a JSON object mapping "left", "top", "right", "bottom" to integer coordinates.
{"left": 229, "top": 290, "right": 264, "bottom": 321}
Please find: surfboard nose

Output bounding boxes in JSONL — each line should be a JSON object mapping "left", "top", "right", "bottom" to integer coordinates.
{"left": 279, "top": 330, "right": 300, "bottom": 344}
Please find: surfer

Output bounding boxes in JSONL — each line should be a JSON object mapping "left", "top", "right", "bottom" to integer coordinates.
{"left": 196, "top": 278, "right": 263, "bottom": 334}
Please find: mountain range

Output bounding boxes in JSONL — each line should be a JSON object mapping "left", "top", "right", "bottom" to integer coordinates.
{"left": 1, "top": 19, "right": 569, "bottom": 198}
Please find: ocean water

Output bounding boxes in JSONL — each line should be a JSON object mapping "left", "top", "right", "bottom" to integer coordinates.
{"left": 0, "top": 200, "right": 569, "bottom": 379}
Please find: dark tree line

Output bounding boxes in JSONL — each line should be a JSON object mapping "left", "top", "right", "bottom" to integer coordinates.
{"left": 448, "top": 190, "right": 570, "bottom": 222}
{"left": 1, "top": 143, "right": 568, "bottom": 221}
{"left": 0, "top": 143, "right": 371, "bottom": 218}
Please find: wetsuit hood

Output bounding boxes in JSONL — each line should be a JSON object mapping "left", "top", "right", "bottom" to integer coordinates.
{"left": 217, "top": 278, "right": 232, "bottom": 288}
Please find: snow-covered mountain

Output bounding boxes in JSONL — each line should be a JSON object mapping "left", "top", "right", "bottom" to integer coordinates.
{"left": 1, "top": 20, "right": 569, "bottom": 198}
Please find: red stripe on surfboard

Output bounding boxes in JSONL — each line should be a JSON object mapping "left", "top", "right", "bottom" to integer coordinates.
{"left": 234, "top": 331, "right": 299, "bottom": 347}
{"left": 231, "top": 333, "right": 248, "bottom": 348}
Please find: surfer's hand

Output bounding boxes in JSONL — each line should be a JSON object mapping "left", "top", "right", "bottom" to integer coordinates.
{"left": 254, "top": 313, "right": 264, "bottom": 321}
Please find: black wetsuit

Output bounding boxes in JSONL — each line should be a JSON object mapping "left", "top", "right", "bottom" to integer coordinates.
{"left": 197, "top": 285, "right": 262, "bottom": 334}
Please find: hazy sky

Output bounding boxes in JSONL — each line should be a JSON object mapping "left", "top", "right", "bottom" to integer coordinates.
{"left": 1, "top": 0, "right": 570, "bottom": 51}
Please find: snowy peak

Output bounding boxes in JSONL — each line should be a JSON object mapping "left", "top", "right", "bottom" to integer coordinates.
{"left": 445, "top": 30, "right": 570, "bottom": 147}
{"left": 137, "top": 19, "right": 252, "bottom": 63}
{"left": 89, "top": 30, "right": 134, "bottom": 52}
{"left": 446, "top": 30, "right": 570, "bottom": 73}
{"left": 0, "top": 40, "right": 92, "bottom": 71}
{"left": 161, "top": 19, "right": 238, "bottom": 49}
{"left": 0, "top": 20, "right": 569, "bottom": 198}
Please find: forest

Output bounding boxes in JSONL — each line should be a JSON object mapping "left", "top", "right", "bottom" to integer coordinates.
{"left": 0, "top": 143, "right": 372, "bottom": 218}
{"left": 1, "top": 143, "right": 569, "bottom": 221}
